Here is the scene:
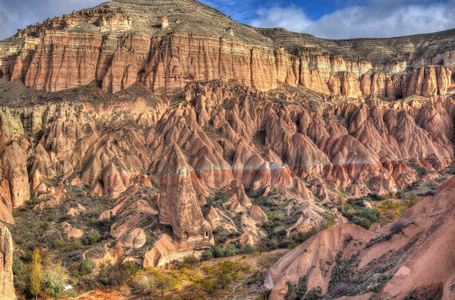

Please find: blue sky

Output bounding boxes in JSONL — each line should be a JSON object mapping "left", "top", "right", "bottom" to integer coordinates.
{"left": 1, "top": 0, "right": 455, "bottom": 40}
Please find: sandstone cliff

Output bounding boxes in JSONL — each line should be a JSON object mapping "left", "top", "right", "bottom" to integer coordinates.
{"left": 1, "top": 0, "right": 455, "bottom": 293}
{"left": 0, "top": 225, "right": 14, "bottom": 300}
{"left": 0, "top": 0, "right": 454, "bottom": 98}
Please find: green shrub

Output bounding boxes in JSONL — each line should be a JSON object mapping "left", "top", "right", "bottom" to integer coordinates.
{"left": 65, "top": 240, "right": 82, "bottom": 252}
{"left": 358, "top": 208, "right": 380, "bottom": 223}
{"left": 79, "top": 258, "right": 96, "bottom": 275}
{"left": 352, "top": 216, "right": 372, "bottom": 229}
{"left": 123, "top": 261, "right": 141, "bottom": 280}
{"left": 201, "top": 250, "right": 213, "bottom": 261}
{"left": 223, "top": 244, "right": 238, "bottom": 257}
{"left": 395, "top": 190, "right": 405, "bottom": 199}
{"left": 182, "top": 255, "right": 200, "bottom": 269}
{"left": 41, "top": 222, "right": 51, "bottom": 231}
{"left": 211, "top": 247, "right": 224, "bottom": 258}
{"left": 12, "top": 259, "right": 26, "bottom": 275}
{"left": 243, "top": 243, "right": 255, "bottom": 253}
{"left": 85, "top": 230, "right": 101, "bottom": 245}
{"left": 27, "top": 196, "right": 40, "bottom": 205}
{"left": 268, "top": 239, "right": 278, "bottom": 249}
{"left": 262, "top": 220, "right": 274, "bottom": 230}
{"left": 88, "top": 217, "right": 98, "bottom": 226}
{"left": 66, "top": 289, "right": 77, "bottom": 297}
{"left": 42, "top": 264, "right": 67, "bottom": 298}
{"left": 53, "top": 239, "right": 65, "bottom": 249}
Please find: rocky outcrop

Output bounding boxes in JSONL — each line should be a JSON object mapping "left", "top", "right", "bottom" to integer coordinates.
{"left": 264, "top": 224, "right": 377, "bottom": 298}
{"left": 1, "top": 0, "right": 453, "bottom": 98}
{"left": 5, "top": 30, "right": 451, "bottom": 97}
{"left": 0, "top": 224, "right": 14, "bottom": 300}
{"left": 157, "top": 144, "right": 214, "bottom": 247}
{"left": 264, "top": 176, "right": 455, "bottom": 300}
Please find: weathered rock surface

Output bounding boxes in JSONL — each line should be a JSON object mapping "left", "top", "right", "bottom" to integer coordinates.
{"left": 0, "top": 224, "right": 14, "bottom": 300}
{"left": 1, "top": 0, "right": 455, "bottom": 286}
{"left": 158, "top": 144, "right": 214, "bottom": 247}
{"left": 264, "top": 175, "right": 455, "bottom": 300}
{"left": 0, "top": 0, "right": 453, "bottom": 98}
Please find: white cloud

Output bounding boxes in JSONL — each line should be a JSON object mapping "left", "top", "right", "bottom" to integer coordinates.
{"left": 250, "top": 1, "right": 455, "bottom": 39}
{"left": 0, "top": 0, "right": 104, "bottom": 40}
{"left": 251, "top": 6, "right": 313, "bottom": 33}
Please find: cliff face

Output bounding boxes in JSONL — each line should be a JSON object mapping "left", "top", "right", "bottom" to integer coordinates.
{"left": 1, "top": 0, "right": 454, "bottom": 99}
{"left": 1, "top": 0, "right": 455, "bottom": 291}
{"left": 3, "top": 30, "right": 452, "bottom": 98}
{"left": 0, "top": 225, "right": 14, "bottom": 300}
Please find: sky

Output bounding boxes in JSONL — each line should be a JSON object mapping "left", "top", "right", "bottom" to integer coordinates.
{"left": 1, "top": 0, "right": 455, "bottom": 40}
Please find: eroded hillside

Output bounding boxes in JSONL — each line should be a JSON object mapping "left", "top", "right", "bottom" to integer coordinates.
{"left": 0, "top": 0, "right": 455, "bottom": 299}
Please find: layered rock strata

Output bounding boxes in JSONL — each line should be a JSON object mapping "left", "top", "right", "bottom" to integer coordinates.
{"left": 0, "top": 0, "right": 453, "bottom": 98}
{"left": 2, "top": 30, "right": 451, "bottom": 98}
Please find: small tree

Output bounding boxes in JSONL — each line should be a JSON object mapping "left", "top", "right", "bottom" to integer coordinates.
{"left": 211, "top": 246, "right": 224, "bottom": 258}
{"left": 79, "top": 258, "right": 96, "bottom": 275}
{"left": 155, "top": 273, "right": 176, "bottom": 297}
{"left": 256, "top": 239, "right": 269, "bottom": 256}
{"left": 201, "top": 250, "right": 213, "bottom": 261}
{"left": 30, "top": 248, "right": 43, "bottom": 298}
{"left": 123, "top": 261, "right": 141, "bottom": 283}
{"left": 42, "top": 263, "right": 67, "bottom": 298}
{"left": 243, "top": 243, "right": 255, "bottom": 254}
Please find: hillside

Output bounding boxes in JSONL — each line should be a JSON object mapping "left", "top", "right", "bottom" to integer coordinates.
{"left": 0, "top": 0, "right": 454, "bottom": 299}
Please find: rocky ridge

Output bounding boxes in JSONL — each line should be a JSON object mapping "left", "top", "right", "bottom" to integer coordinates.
{"left": 0, "top": 77, "right": 454, "bottom": 269}
{"left": 0, "top": 0, "right": 453, "bottom": 98}
{"left": 264, "top": 175, "right": 455, "bottom": 299}
{"left": 0, "top": 0, "right": 454, "bottom": 298}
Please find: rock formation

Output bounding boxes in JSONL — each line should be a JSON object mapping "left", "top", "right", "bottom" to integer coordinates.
{"left": 157, "top": 144, "right": 214, "bottom": 247}
{"left": 0, "top": 0, "right": 453, "bottom": 97}
{"left": 264, "top": 176, "right": 455, "bottom": 300}
{"left": 0, "top": 0, "right": 455, "bottom": 294}
{"left": 0, "top": 224, "right": 14, "bottom": 300}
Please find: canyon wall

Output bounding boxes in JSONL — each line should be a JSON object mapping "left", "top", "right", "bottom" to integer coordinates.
{"left": 0, "top": 225, "right": 14, "bottom": 300}
{"left": 1, "top": 30, "right": 451, "bottom": 98}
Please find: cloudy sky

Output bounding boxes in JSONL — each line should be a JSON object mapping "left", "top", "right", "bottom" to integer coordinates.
{"left": 1, "top": 0, "right": 455, "bottom": 40}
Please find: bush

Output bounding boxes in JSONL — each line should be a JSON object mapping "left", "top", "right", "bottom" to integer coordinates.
{"left": 211, "top": 247, "right": 224, "bottom": 258}
{"left": 12, "top": 259, "right": 26, "bottom": 275}
{"left": 41, "top": 222, "right": 51, "bottom": 231}
{"left": 182, "top": 255, "right": 199, "bottom": 269}
{"left": 268, "top": 239, "right": 278, "bottom": 249}
{"left": 88, "top": 217, "right": 98, "bottom": 226}
{"left": 123, "top": 261, "right": 141, "bottom": 281}
{"left": 53, "top": 239, "right": 65, "bottom": 249}
{"left": 65, "top": 240, "right": 82, "bottom": 252}
{"left": 223, "top": 244, "right": 238, "bottom": 257}
{"left": 42, "top": 264, "right": 67, "bottom": 298}
{"left": 390, "top": 220, "right": 406, "bottom": 233}
{"left": 395, "top": 190, "right": 405, "bottom": 199}
{"left": 358, "top": 208, "right": 380, "bottom": 223}
{"left": 85, "top": 231, "right": 101, "bottom": 245}
{"left": 201, "top": 250, "right": 213, "bottom": 261}
{"left": 351, "top": 216, "right": 372, "bottom": 229}
{"left": 79, "top": 258, "right": 96, "bottom": 275}
{"left": 132, "top": 275, "right": 155, "bottom": 295}
{"left": 27, "top": 196, "right": 40, "bottom": 205}
{"left": 243, "top": 243, "right": 255, "bottom": 253}
{"left": 66, "top": 289, "right": 77, "bottom": 297}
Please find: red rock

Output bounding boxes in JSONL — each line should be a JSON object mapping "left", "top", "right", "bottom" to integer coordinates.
{"left": 0, "top": 224, "right": 14, "bottom": 300}
{"left": 158, "top": 144, "right": 214, "bottom": 246}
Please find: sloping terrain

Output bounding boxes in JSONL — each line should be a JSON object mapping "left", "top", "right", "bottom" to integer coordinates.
{"left": 0, "top": 0, "right": 454, "bottom": 299}
{"left": 264, "top": 175, "right": 455, "bottom": 299}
